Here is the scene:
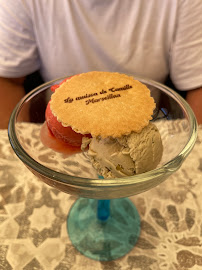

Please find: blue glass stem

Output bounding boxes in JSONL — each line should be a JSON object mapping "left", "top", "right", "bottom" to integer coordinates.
{"left": 97, "top": 200, "right": 110, "bottom": 221}
{"left": 68, "top": 198, "right": 141, "bottom": 261}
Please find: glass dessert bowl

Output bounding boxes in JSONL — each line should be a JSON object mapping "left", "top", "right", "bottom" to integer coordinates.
{"left": 8, "top": 75, "right": 197, "bottom": 261}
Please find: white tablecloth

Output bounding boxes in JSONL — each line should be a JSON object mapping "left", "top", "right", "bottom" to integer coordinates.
{"left": 0, "top": 126, "right": 202, "bottom": 270}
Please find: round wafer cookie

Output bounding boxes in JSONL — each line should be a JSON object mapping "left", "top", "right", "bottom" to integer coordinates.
{"left": 50, "top": 71, "right": 155, "bottom": 138}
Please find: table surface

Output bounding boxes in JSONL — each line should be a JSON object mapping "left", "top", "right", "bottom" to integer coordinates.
{"left": 0, "top": 125, "right": 202, "bottom": 270}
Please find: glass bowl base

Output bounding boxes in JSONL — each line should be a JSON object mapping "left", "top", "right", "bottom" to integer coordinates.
{"left": 67, "top": 198, "right": 140, "bottom": 261}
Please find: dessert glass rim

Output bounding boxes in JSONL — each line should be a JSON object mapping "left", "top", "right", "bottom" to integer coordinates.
{"left": 8, "top": 74, "right": 198, "bottom": 188}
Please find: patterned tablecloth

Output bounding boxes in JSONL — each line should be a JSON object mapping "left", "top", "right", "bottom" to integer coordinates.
{"left": 0, "top": 125, "right": 202, "bottom": 270}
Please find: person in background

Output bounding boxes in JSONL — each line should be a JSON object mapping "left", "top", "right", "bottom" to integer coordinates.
{"left": 0, "top": 0, "right": 201, "bottom": 129}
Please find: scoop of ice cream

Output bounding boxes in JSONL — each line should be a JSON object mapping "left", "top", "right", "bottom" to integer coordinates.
{"left": 45, "top": 101, "right": 86, "bottom": 147}
{"left": 83, "top": 123, "right": 163, "bottom": 178}
{"left": 45, "top": 75, "right": 91, "bottom": 148}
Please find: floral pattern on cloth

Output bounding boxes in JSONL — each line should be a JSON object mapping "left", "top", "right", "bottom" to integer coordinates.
{"left": 0, "top": 122, "right": 201, "bottom": 270}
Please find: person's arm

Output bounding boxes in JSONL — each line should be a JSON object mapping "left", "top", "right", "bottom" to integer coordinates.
{"left": 0, "top": 77, "right": 26, "bottom": 129}
{"left": 186, "top": 87, "right": 202, "bottom": 125}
